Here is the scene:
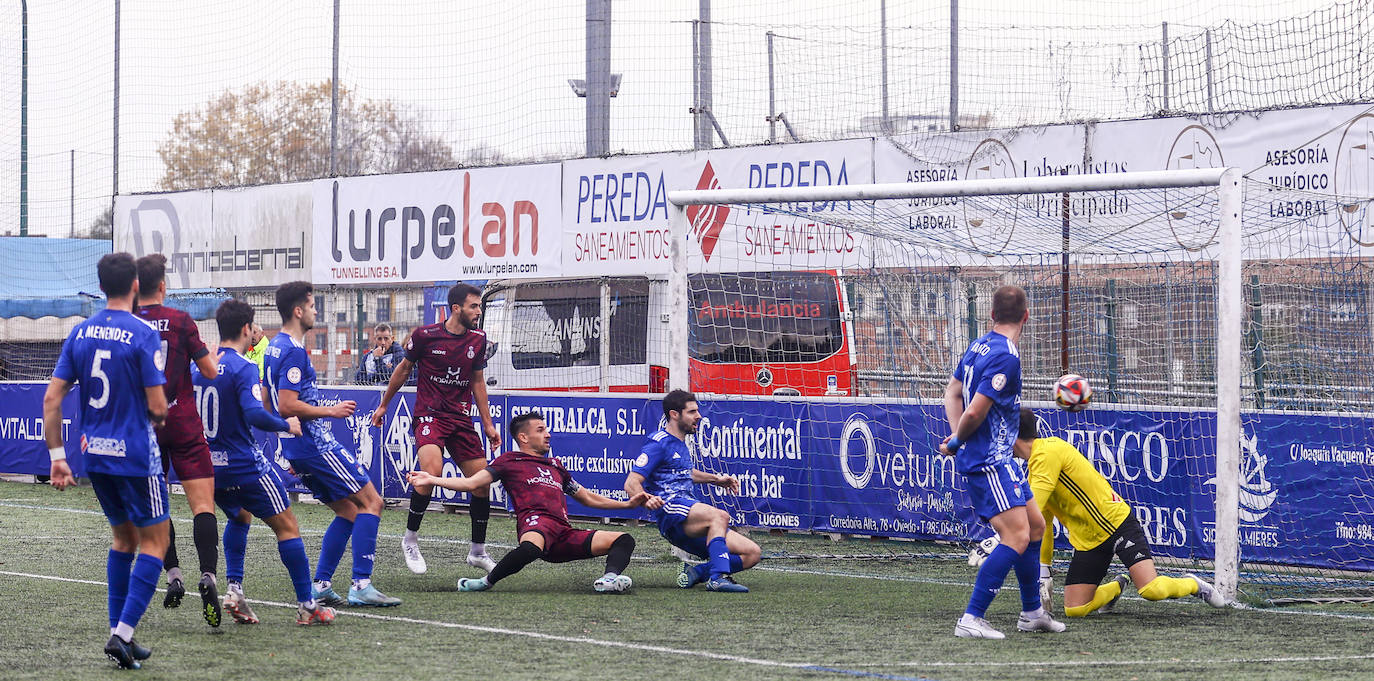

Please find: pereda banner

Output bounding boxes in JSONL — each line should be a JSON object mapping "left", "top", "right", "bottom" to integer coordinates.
{"left": 561, "top": 139, "right": 874, "bottom": 277}
{"left": 313, "top": 164, "right": 562, "bottom": 284}
{"left": 114, "top": 183, "right": 311, "bottom": 290}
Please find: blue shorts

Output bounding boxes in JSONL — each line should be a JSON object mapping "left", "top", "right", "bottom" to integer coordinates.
{"left": 216, "top": 469, "right": 292, "bottom": 520}
{"left": 964, "top": 462, "right": 1030, "bottom": 522}
{"left": 90, "top": 472, "right": 171, "bottom": 528}
{"left": 291, "top": 446, "right": 370, "bottom": 505}
{"left": 655, "top": 497, "right": 710, "bottom": 559}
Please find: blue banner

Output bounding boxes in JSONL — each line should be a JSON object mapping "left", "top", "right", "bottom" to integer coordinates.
{"left": 5, "top": 380, "right": 1373, "bottom": 572}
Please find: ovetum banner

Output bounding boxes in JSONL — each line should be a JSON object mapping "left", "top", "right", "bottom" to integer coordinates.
{"left": 5, "top": 382, "right": 1372, "bottom": 572}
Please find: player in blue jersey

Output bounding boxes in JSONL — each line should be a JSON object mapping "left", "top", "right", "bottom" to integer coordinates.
{"left": 624, "top": 390, "right": 761, "bottom": 593}
{"left": 193, "top": 300, "right": 336, "bottom": 626}
{"left": 264, "top": 281, "right": 400, "bottom": 607}
{"left": 940, "top": 285, "right": 1064, "bottom": 639}
{"left": 43, "top": 253, "right": 170, "bottom": 669}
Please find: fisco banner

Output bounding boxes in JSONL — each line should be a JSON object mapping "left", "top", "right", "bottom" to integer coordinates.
{"left": 312, "top": 164, "right": 562, "bottom": 284}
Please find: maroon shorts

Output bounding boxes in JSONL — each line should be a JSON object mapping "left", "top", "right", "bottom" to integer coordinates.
{"left": 520, "top": 515, "right": 596, "bottom": 564}
{"left": 414, "top": 415, "right": 485, "bottom": 463}
{"left": 158, "top": 408, "right": 214, "bottom": 481}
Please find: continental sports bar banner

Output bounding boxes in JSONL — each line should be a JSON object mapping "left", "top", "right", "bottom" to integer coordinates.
{"left": 5, "top": 382, "right": 1373, "bottom": 572}
{"left": 312, "top": 163, "right": 562, "bottom": 285}
{"left": 561, "top": 139, "right": 874, "bottom": 277}
{"left": 114, "top": 183, "right": 312, "bottom": 290}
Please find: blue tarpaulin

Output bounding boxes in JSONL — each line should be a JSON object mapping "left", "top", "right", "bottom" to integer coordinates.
{"left": 0, "top": 237, "right": 226, "bottom": 319}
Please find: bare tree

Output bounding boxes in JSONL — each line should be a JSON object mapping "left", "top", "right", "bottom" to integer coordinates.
{"left": 158, "top": 81, "right": 458, "bottom": 190}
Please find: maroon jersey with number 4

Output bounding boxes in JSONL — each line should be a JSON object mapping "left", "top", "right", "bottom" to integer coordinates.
{"left": 405, "top": 323, "right": 490, "bottom": 418}
{"left": 135, "top": 303, "right": 209, "bottom": 412}
{"left": 485, "top": 451, "right": 581, "bottom": 527}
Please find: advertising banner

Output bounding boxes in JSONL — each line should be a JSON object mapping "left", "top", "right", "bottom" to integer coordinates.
{"left": 6, "top": 386, "right": 1373, "bottom": 572}
{"left": 114, "top": 183, "right": 312, "bottom": 290}
{"left": 313, "top": 164, "right": 562, "bottom": 285}
{"left": 561, "top": 139, "right": 875, "bottom": 277}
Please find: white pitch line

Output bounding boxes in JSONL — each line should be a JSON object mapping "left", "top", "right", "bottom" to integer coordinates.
{"left": 0, "top": 569, "right": 813, "bottom": 672}
{"left": 835, "top": 653, "right": 1374, "bottom": 669}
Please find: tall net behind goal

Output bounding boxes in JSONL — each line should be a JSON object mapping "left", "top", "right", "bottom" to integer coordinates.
{"left": 668, "top": 168, "right": 1374, "bottom": 605}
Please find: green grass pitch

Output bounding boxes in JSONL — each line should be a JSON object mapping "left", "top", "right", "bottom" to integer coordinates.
{"left": 1, "top": 481, "right": 1372, "bottom": 681}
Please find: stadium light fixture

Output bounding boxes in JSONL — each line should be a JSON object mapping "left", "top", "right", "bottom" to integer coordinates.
{"left": 567, "top": 74, "right": 622, "bottom": 97}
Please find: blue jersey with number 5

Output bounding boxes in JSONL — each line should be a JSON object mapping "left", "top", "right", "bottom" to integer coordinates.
{"left": 952, "top": 331, "right": 1021, "bottom": 474}
{"left": 53, "top": 309, "right": 166, "bottom": 476}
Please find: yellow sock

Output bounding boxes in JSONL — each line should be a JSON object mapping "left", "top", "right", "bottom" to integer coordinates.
{"left": 1064, "top": 580, "right": 1123, "bottom": 617}
{"left": 1138, "top": 575, "right": 1198, "bottom": 601}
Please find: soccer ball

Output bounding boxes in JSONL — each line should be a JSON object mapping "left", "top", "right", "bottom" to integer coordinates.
{"left": 1053, "top": 374, "right": 1092, "bottom": 412}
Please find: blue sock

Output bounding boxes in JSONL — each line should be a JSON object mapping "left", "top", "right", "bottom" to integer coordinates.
{"left": 278, "top": 537, "right": 314, "bottom": 603}
{"left": 966, "top": 543, "right": 1019, "bottom": 618}
{"left": 1015, "top": 540, "right": 1043, "bottom": 612}
{"left": 707, "top": 537, "right": 730, "bottom": 579}
{"left": 223, "top": 519, "right": 250, "bottom": 585}
{"left": 691, "top": 562, "right": 711, "bottom": 583}
{"left": 315, "top": 516, "right": 354, "bottom": 583}
{"left": 728, "top": 553, "right": 744, "bottom": 573}
{"left": 351, "top": 513, "right": 380, "bottom": 581}
{"left": 117, "top": 554, "right": 164, "bottom": 631}
{"left": 107, "top": 550, "right": 135, "bottom": 630}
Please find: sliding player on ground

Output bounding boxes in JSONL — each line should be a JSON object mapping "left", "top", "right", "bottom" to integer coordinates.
{"left": 44, "top": 252, "right": 170, "bottom": 669}
{"left": 1015, "top": 408, "right": 1229, "bottom": 615}
{"left": 133, "top": 254, "right": 224, "bottom": 625}
{"left": 372, "top": 283, "right": 501, "bottom": 576}
{"left": 408, "top": 411, "right": 651, "bottom": 592}
{"left": 624, "top": 390, "right": 761, "bottom": 593}
{"left": 941, "top": 285, "right": 1064, "bottom": 639}
{"left": 266, "top": 281, "right": 400, "bottom": 607}
{"left": 193, "top": 300, "right": 335, "bottom": 625}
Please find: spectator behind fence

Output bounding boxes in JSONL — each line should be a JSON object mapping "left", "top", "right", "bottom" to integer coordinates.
{"left": 355, "top": 323, "right": 411, "bottom": 385}
{"left": 244, "top": 323, "right": 269, "bottom": 380}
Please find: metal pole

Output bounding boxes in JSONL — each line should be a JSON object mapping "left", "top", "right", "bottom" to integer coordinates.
{"left": 767, "top": 31, "right": 776, "bottom": 144}
{"left": 692, "top": 20, "right": 702, "bottom": 149}
{"left": 330, "top": 0, "right": 340, "bottom": 176}
{"left": 599, "top": 280, "right": 611, "bottom": 392}
{"left": 71, "top": 150, "right": 76, "bottom": 238}
{"left": 20, "top": 0, "right": 28, "bottom": 236}
{"left": 1213, "top": 167, "right": 1244, "bottom": 601}
{"left": 1248, "top": 274, "right": 1266, "bottom": 409}
{"left": 1205, "top": 28, "right": 1215, "bottom": 112}
{"left": 1105, "top": 279, "right": 1118, "bottom": 401}
{"left": 112, "top": 0, "right": 120, "bottom": 203}
{"left": 1060, "top": 172, "right": 1070, "bottom": 375}
{"left": 949, "top": 0, "right": 958, "bottom": 131}
{"left": 698, "top": 0, "right": 714, "bottom": 149}
{"left": 1161, "top": 22, "right": 1170, "bottom": 112}
{"left": 586, "top": 0, "right": 611, "bottom": 157}
{"left": 881, "top": 0, "right": 890, "bottom": 136}
{"left": 667, "top": 207, "right": 691, "bottom": 390}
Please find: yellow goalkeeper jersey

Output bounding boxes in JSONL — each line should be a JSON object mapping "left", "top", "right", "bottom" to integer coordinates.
{"left": 1028, "top": 437, "right": 1132, "bottom": 555}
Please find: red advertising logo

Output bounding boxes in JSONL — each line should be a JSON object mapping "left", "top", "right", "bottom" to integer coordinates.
{"left": 685, "top": 161, "right": 730, "bottom": 261}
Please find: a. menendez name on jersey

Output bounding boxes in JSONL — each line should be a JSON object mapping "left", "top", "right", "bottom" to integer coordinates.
{"left": 75, "top": 325, "right": 137, "bottom": 345}
{"left": 692, "top": 417, "right": 802, "bottom": 461}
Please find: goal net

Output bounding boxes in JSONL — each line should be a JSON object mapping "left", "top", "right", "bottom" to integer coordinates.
{"left": 665, "top": 166, "right": 1374, "bottom": 606}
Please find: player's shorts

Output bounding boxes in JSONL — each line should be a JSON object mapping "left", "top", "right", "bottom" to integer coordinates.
{"left": 519, "top": 515, "right": 597, "bottom": 564}
{"left": 414, "top": 415, "right": 485, "bottom": 463}
{"left": 90, "top": 472, "right": 171, "bottom": 528}
{"left": 157, "top": 407, "right": 214, "bottom": 481}
{"left": 655, "top": 497, "right": 711, "bottom": 560}
{"left": 1065, "top": 513, "right": 1154, "bottom": 586}
{"left": 215, "top": 468, "right": 292, "bottom": 521}
{"left": 963, "top": 461, "right": 1030, "bottom": 522}
{"left": 291, "top": 445, "right": 371, "bottom": 505}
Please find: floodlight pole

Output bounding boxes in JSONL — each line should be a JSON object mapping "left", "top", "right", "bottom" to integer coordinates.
{"left": 586, "top": 0, "right": 611, "bottom": 157}
{"left": 20, "top": 0, "right": 28, "bottom": 236}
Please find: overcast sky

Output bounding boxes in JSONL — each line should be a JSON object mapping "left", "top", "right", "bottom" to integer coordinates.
{"left": 0, "top": 0, "right": 1343, "bottom": 238}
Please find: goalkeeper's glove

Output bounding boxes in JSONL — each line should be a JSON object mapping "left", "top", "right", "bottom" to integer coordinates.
{"left": 967, "top": 534, "right": 1001, "bottom": 567}
{"left": 1039, "top": 564, "right": 1054, "bottom": 614}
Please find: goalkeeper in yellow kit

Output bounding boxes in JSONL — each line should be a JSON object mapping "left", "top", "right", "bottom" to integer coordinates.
{"left": 1014, "top": 408, "right": 1229, "bottom": 616}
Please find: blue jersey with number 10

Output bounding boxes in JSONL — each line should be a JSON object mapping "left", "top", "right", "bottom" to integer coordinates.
{"left": 53, "top": 309, "right": 166, "bottom": 477}
{"left": 952, "top": 331, "right": 1022, "bottom": 474}
{"left": 192, "top": 348, "right": 290, "bottom": 487}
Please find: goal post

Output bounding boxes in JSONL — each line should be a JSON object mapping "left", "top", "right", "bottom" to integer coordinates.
{"left": 668, "top": 167, "right": 1246, "bottom": 601}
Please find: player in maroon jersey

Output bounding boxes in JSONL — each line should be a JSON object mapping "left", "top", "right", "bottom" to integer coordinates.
{"left": 133, "top": 254, "right": 223, "bottom": 627}
{"left": 372, "top": 283, "right": 501, "bottom": 575}
{"left": 407, "top": 411, "right": 653, "bottom": 592}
